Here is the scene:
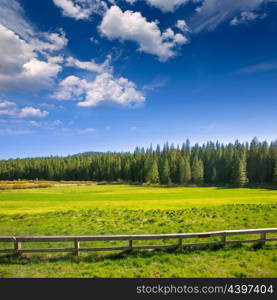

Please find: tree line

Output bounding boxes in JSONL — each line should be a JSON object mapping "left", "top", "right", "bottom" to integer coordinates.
{"left": 0, "top": 138, "right": 277, "bottom": 187}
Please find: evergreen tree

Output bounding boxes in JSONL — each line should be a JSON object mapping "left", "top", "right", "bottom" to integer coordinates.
{"left": 184, "top": 156, "right": 191, "bottom": 183}
{"left": 247, "top": 137, "right": 259, "bottom": 183}
{"left": 178, "top": 157, "right": 185, "bottom": 184}
{"left": 273, "top": 155, "right": 277, "bottom": 185}
{"left": 232, "top": 152, "right": 248, "bottom": 187}
{"left": 146, "top": 159, "right": 160, "bottom": 183}
{"left": 211, "top": 167, "right": 217, "bottom": 184}
{"left": 191, "top": 157, "right": 204, "bottom": 184}
{"left": 161, "top": 158, "right": 171, "bottom": 184}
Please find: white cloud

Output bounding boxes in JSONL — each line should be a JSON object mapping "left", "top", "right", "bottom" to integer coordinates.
{"left": 0, "top": 129, "right": 33, "bottom": 135}
{"left": 126, "top": 0, "right": 189, "bottom": 12}
{"left": 0, "top": 1, "right": 68, "bottom": 91}
{"left": 0, "top": 101, "right": 49, "bottom": 118}
{"left": 29, "top": 119, "right": 62, "bottom": 128}
{"left": 53, "top": 75, "right": 88, "bottom": 100}
{"left": 52, "top": 0, "right": 107, "bottom": 20}
{"left": 18, "top": 107, "right": 49, "bottom": 118}
{"left": 53, "top": 72, "right": 145, "bottom": 107}
{"left": 79, "top": 128, "right": 96, "bottom": 134}
{"left": 230, "top": 11, "right": 266, "bottom": 26}
{"left": 46, "top": 55, "right": 65, "bottom": 64}
{"left": 23, "top": 58, "right": 61, "bottom": 79}
{"left": 0, "top": 101, "right": 16, "bottom": 108}
{"left": 29, "top": 120, "right": 40, "bottom": 127}
{"left": 30, "top": 30, "right": 68, "bottom": 52}
{"left": 65, "top": 56, "right": 110, "bottom": 73}
{"left": 90, "top": 36, "right": 99, "bottom": 44}
{"left": 99, "top": 5, "right": 188, "bottom": 61}
{"left": 0, "top": 0, "right": 34, "bottom": 39}
{"left": 0, "top": 59, "right": 62, "bottom": 91}
{"left": 0, "top": 24, "right": 35, "bottom": 74}
{"left": 236, "top": 61, "right": 277, "bottom": 74}
{"left": 0, "top": 25, "right": 64, "bottom": 91}
{"left": 142, "top": 76, "right": 168, "bottom": 91}
{"left": 0, "top": 108, "right": 16, "bottom": 117}
{"left": 189, "top": 0, "right": 275, "bottom": 32}
{"left": 176, "top": 20, "right": 190, "bottom": 32}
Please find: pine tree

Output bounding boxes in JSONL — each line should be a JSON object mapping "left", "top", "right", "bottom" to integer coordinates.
{"left": 181, "top": 156, "right": 191, "bottom": 184}
{"left": 273, "top": 155, "right": 277, "bottom": 185}
{"left": 178, "top": 157, "right": 185, "bottom": 184}
{"left": 161, "top": 158, "right": 171, "bottom": 184}
{"left": 232, "top": 152, "right": 248, "bottom": 187}
{"left": 211, "top": 167, "right": 217, "bottom": 184}
{"left": 247, "top": 137, "right": 259, "bottom": 183}
{"left": 191, "top": 156, "right": 204, "bottom": 184}
{"left": 146, "top": 159, "right": 160, "bottom": 183}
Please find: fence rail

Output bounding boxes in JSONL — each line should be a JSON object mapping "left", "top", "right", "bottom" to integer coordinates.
{"left": 0, "top": 228, "right": 276, "bottom": 255}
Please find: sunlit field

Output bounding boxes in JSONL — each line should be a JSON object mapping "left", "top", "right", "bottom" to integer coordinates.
{"left": 1, "top": 184, "right": 277, "bottom": 214}
{"left": 0, "top": 184, "right": 276, "bottom": 278}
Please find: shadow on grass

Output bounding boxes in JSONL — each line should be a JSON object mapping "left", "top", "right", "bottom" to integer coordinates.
{"left": 99, "top": 182, "right": 277, "bottom": 190}
{"left": 0, "top": 242, "right": 274, "bottom": 265}
{"left": 215, "top": 185, "right": 277, "bottom": 191}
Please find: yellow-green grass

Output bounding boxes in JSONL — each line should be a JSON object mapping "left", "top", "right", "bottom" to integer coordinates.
{"left": 1, "top": 185, "right": 277, "bottom": 215}
{"left": 0, "top": 185, "right": 276, "bottom": 278}
{"left": 0, "top": 180, "right": 98, "bottom": 190}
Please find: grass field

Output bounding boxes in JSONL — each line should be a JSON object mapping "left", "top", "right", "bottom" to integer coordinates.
{"left": 0, "top": 184, "right": 276, "bottom": 278}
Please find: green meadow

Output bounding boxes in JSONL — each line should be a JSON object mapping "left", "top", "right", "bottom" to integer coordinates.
{"left": 0, "top": 184, "right": 276, "bottom": 278}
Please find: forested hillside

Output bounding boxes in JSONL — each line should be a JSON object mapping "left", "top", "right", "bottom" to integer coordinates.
{"left": 1, "top": 138, "right": 277, "bottom": 186}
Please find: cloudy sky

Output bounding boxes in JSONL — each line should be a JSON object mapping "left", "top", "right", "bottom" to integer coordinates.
{"left": 0, "top": 0, "right": 277, "bottom": 158}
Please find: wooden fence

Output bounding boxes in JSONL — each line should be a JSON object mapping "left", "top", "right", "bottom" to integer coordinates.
{"left": 0, "top": 228, "right": 276, "bottom": 255}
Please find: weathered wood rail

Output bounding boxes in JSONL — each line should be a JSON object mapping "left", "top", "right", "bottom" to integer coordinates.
{"left": 0, "top": 228, "right": 276, "bottom": 255}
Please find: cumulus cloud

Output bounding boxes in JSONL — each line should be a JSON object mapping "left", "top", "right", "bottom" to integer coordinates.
{"left": 0, "top": 1, "right": 68, "bottom": 91}
{"left": 176, "top": 20, "right": 190, "bottom": 32}
{"left": 0, "top": 24, "right": 34, "bottom": 74}
{"left": 126, "top": 0, "right": 189, "bottom": 12}
{"left": 189, "top": 0, "right": 275, "bottom": 32}
{"left": 52, "top": 0, "right": 107, "bottom": 20}
{"left": 52, "top": 75, "right": 88, "bottom": 101}
{"left": 30, "top": 30, "right": 68, "bottom": 52}
{"left": 46, "top": 55, "right": 65, "bottom": 64}
{"left": 18, "top": 107, "right": 49, "bottom": 118}
{"left": 53, "top": 72, "right": 145, "bottom": 107}
{"left": 99, "top": 5, "right": 188, "bottom": 61}
{"left": 0, "top": 24, "right": 65, "bottom": 91}
{"left": 65, "top": 55, "right": 111, "bottom": 73}
{"left": 0, "top": 0, "right": 33, "bottom": 39}
{"left": 0, "top": 101, "right": 49, "bottom": 118}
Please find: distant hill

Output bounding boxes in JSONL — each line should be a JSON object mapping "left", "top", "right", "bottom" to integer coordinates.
{"left": 71, "top": 151, "right": 103, "bottom": 156}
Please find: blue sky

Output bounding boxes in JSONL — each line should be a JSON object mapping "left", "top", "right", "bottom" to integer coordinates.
{"left": 0, "top": 0, "right": 277, "bottom": 159}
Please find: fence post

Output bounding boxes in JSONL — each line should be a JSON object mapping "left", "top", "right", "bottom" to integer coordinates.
{"left": 221, "top": 233, "right": 226, "bottom": 245}
{"left": 14, "top": 239, "right": 21, "bottom": 255}
{"left": 74, "top": 240, "right": 80, "bottom": 256}
{"left": 129, "top": 240, "right": 133, "bottom": 250}
{"left": 260, "top": 232, "right": 266, "bottom": 243}
{"left": 178, "top": 238, "right": 182, "bottom": 248}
